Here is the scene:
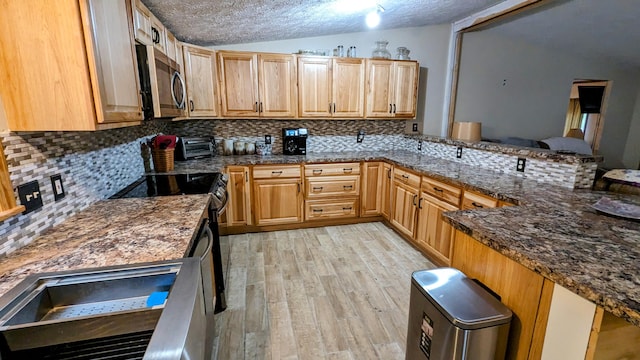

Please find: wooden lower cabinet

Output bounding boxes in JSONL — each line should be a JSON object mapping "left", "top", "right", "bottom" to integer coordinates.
{"left": 381, "top": 162, "right": 392, "bottom": 219}
{"left": 224, "top": 166, "right": 252, "bottom": 226}
{"left": 451, "top": 231, "right": 553, "bottom": 360}
{"left": 253, "top": 178, "right": 302, "bottom": 226}
{"left": 360, "top": 162, "right": 383, "bottom": 217}
{"left": 414, "top": 193, "right": 458, "bottom": 266}
{"left": 390, "top": 180, "right": 419, "bottom": 238}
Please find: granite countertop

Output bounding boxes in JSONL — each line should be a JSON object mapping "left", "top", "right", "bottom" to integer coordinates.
{"left": 164, "top": 150, "right": 640, "bottom": 326}
{"left": 0, "top": 194, "right": 211, "bottom": 298}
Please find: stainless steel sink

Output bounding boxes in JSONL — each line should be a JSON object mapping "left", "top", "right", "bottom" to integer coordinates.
{"left": 0, "top": 259, "right": 205, "bottom": 360}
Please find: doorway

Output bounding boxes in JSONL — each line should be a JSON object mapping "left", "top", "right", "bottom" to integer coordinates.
{"left": 564, "top": 79, "right": 611, "bottom": 153}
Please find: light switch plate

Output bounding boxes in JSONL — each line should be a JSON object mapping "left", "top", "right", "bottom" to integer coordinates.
{"left": 412, "top": 123, "right": 418, "bottom": 132}
{"left": 17, "top": 180, "right": 43, "bottom": 214}
{"left": 51, "top": 174, "right": 65, "bottom": 201}
{"left": 265, "top": 135, "right": 272, "bottom": 144}
{"left": 357, "top": 129, "right": 365, "bottom": 143}
{"left": 417, "top": 140, "right": 422, "bottom": 151}
{"left": 456, "top": 147, "right": 463, "bottom": 158}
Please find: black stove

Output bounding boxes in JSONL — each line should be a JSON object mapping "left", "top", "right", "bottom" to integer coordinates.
{"left": 110, "top": 172, "right": 228, "bottom": 313}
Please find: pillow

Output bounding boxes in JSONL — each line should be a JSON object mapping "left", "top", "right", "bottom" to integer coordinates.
{"left": 539, "top": 137, "right": 593, "bottom": 155}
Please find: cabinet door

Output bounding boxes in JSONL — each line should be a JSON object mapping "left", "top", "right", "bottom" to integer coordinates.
{"left": 0, "top": 142, "right": 24, "bottom": 221}
{"left": 253, "top": 178, "right": 302, "bottom": 226}
{"left": 298, "top": 57, "right": 332, "bottom": 117}
{"left": 150, "top": 14, "right": 166, "bottom": 54}
{"left": 361, "top": 162, "right": 383, "bottom": 216}
{"left": 366, "top": 60, "right": 394, "bottom": 118}
{"left": 132, "top": 0, "right": 152, "bottom": 45}
{"left": 390, "top": 181, "right": 419, "bottom": 238}
{"left": 183, "top": 45, "right": 218, "bottom": 117}
{"left": 226, "top": 166, "right": 252, "bottom": 226}
{"left": 381, "top": 162, "right": 392, "bottom": 219}
{"left": 165, "top": 30, "right": 177, "bottom": 62}
{"left": 218, "top": 51, "right": 259, "bottom": 117}
{"left": 87, "top": 0, "right": 143, "bottom": 124}
{"left": 392, "top": 61, "right": 419, "bottom": 118}
{"left": 332, "top": 58, "right": 365, "bottom": 117}
{"left": 259, "top": 54, "right": 297, "bottom": 118}
{"left": 415, "top": 194, "right": 458, "bottom": 266}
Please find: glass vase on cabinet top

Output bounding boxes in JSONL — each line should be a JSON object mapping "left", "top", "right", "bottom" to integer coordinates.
{"left": 371, "top": 40, "right": 391, "bottom": 59}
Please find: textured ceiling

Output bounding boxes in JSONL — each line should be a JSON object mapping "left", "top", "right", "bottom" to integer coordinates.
{"left": 141, "top": 0, "right": 504, "bottom": 46}
{"left": 484, "top": 0, "right": 640, "bottom": 68}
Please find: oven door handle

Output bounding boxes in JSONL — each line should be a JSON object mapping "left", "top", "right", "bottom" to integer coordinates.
{"left": 214, "top": 191, "right": 229, "bottom": 216}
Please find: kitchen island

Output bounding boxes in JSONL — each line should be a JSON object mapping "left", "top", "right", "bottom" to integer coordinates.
{"left": 0, "top": 194, "right": 211, "bottom": 298}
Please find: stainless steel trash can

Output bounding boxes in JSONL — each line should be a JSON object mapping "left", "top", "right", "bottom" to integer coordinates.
{"left": 406, "top": 268, "right": 512, "bottom": 360}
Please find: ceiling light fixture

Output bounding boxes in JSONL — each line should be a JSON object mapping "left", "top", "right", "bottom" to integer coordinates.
{"left": 366, "top": 4, "right": 384, "bottom": 28}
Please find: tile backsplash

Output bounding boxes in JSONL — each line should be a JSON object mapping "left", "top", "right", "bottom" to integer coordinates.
{"left": 0, "top": 118, "right": 597, "bottom": 257}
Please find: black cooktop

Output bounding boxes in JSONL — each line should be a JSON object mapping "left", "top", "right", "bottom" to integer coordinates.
{"left": 110, "top": 173, "right": 221, "bottom": 199}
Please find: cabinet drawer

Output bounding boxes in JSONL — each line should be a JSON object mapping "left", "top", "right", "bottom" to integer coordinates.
{"left": 253, "top": 165, "right": 301, "bottom": 179}
{"left": 305, "top": 163, "right": 360, "bottom": 177}
{"left": 305, "top": 198, "right": 359, "bottom": 220}
{"left": 306, "top": 176, "right": 360, "bottom": 197}
{"left": 421, "top": 176, "right": 462, "bottom": 207}
{"left": 393, "top": 167, "right": 420, "bottom": 189}
{"left": 462, "top": 190, "right": 499, "bottom": 210}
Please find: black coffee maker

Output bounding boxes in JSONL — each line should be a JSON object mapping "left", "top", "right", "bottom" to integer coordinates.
{"left": 282, "top": 128, "right": 307, "bottom": 155}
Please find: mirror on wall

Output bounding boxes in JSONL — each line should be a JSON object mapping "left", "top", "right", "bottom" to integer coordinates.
{"left": 451, "top": 0, "right": 640, "bottom": 168}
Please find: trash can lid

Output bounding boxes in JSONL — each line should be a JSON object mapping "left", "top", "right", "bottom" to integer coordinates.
{"left": 412, "top": 268, "right": 512, "bottom": 330}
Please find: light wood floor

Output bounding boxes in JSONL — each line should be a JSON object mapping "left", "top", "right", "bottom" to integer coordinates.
{"left": 212, "top": 222, "right": 435, "bottom": 360}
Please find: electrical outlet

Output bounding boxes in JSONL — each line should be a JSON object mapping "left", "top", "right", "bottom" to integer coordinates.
{"left": 456, "top": 146, "right": 463, "bottom": 158}
{"left": 417, "top": 140, "right": 422, "bottom": 151}
{"left": 18, "top": 180, "right": 43, "bottom": 214}
{"left": 412, "top": 123, "right": 418, "bottom": 132}
{"left": 516, "top": 158, "right": 526, "bottom": 172}
{"left": 51, "top": 174, "right": 65, "bottom": 201}
{"left": 264, "top": 135, "right": 271, "bottom": 144}
{"left": 357, "top": 129, "right": 365, "bottom": 143}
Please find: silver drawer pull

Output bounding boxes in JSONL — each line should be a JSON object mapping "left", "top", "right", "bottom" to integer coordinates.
{"left": 401, "top": 174, "right": 409, "bottom": 179}
{"left": 312, "top": 187, "right": 323, "bottom": 191}
{"left": 343, "top": 168, "right": 352, "bottom": 172}
{"left": 271, "top": 170, "right": 283, "bottom": 175}
{"left": 342, "top": 207, "right": 352, "bottom": 211}
{"left": 312, "top": 169, "right": 322, "bottom": 174}
{"left": 313, "top": 209, "right": 323, "bottom": 212}
{"left": 343, "top": 185, "right": 353, "bottom": 190}
{"left": 433, "top": 187, "right": 443, "bottom": 193}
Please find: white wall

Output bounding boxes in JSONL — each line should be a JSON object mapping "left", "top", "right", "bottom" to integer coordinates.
{"left": 211, "top": 25, "right": 452, "bottom": 136}
{"left": 623, "top": 86, "right": 640, "bottom": 169}
{"left": 455, "top": 31, "right": 640, "bottom": 168}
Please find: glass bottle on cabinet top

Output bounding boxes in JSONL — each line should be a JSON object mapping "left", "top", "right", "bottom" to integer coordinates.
{"left": 371, "top": 40, "right": 391, "bottom": 59}
{"left": 396, "top": 47, "right": 411, "bottom": 60}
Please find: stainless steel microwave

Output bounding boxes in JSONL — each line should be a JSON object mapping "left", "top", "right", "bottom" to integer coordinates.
{"left": 136, "top": 45, "right": 185, "bottom": 119}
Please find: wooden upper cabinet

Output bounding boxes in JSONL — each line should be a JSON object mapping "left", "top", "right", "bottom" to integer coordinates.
{"left": 218, "top": 52, "right": 259, "bottom": 117}
{"left": 298, "top": 56, "right": 364, "bottom": 118}
{"left": 165, "top": 30, "right": 178, "bottom": 62}
{"left": 182, "top": 44, "right": 218, "bottom": 117}
{"left": 218, "top": 51, "right": 296, "bottom": 118}
{"left": 259, "top": 54, "right": 297, "bottom": 118}
{"left": 0, "top": 0, "right": 143, "bottom": 131}
{"left": 150, "top": 14, "right": 166, "bottom": 54}
{"left": 332, "top": 58, "right": 365, "bottom": 117}
{"left": 366, "top": 59, "right": 419, "bottom": 118}
{"left": 298, "top": 57, "right": 332, "bottom": 117}
{"left": 132, "top": 0, "right": 152, "bottom": 45}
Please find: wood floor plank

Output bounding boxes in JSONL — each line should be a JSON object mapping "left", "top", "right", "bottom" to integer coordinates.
{"left": 245, "top": 282, "right": 267, "bottom": 333}
{"left": 312, "top": 296, "right": 350, "bottom": 353}
{"left": 319, "top": 275, "right": 358, "bottom": 319}
{"left": 212, "top": 222, "right": 434, "bottom": 360}
{"left": 264, "top": 264, "right": 286, "bottom": 303}
{"left": 268, "top": 301, "right": 298, "bottom": 359}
